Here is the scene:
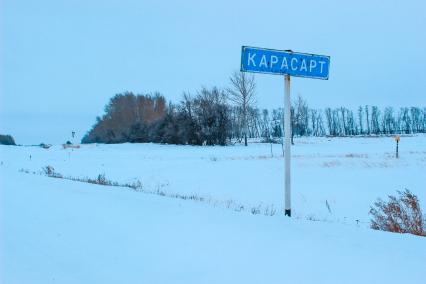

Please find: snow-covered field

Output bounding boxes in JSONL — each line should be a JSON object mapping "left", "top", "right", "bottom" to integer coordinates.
{"left": 1, "top": 136, "right": 426, "bottom": 283}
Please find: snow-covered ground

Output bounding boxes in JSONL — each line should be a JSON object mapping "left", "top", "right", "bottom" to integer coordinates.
{"left": 1, "top": 136, "right": 426, "bottom": 283}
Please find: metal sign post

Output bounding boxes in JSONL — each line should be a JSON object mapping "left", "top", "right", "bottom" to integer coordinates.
{"left": 284, "top": 74, "right": 291, "bottom": 216}
{"left": 240, "top": 46, "right": 330, "bottom": 216}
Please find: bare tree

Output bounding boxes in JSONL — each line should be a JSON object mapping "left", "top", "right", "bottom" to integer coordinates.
{"left": 357, "top": 106, "right": 364, "bottom": 134}
{"left": 365, "top": 105, "right": 371, "bottom": 135}
{"left": 227, "top": 71, "right": 256, "bottom": 146}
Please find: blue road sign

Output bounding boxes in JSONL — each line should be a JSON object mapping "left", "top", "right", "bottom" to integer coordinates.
{"left": 241, "top": 46, "right": 330, "bottom": 80}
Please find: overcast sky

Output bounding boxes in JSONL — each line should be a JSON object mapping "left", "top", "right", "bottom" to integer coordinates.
{"left": 1, "top": 0, "right": 425, "bottom": 144}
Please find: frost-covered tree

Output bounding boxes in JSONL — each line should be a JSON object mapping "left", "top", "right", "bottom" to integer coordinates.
{"left": 227, "top": 71, "right": 256, "bottom": 146}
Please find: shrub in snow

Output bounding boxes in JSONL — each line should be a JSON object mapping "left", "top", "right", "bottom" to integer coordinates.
{"left": 86, "top": 174, "right": 113, "bottom": 186}
{"left": 370, "top": 189, "right": 425, "bottom": 237}
{"left": 42, "top": 166, "right": 63, "bottom": 178}
{"left": 42, "top": 166, "right": 55, "bottom": 177}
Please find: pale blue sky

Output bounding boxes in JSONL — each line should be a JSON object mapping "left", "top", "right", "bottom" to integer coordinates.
{"left": 1, "top": 0, "right": 425, "bottom": 144}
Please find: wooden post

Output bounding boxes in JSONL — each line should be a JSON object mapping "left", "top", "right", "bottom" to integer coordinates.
{"left": 395, "top": 135, "right": 400, "bottom": 158}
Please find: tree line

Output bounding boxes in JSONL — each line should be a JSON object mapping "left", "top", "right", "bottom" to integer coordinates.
{"left": 0, "top": 134, "right": 16, "bottom": 145}
{"left": 82, "top": 88, "right": 230, "bottom": 145}
{"left": 82, "top": 73, "right": 426, "bottom": 145}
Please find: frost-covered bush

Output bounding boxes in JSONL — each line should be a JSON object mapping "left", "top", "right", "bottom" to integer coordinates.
{"left": 370, "top": 189, "right": 425, "bottom": 237}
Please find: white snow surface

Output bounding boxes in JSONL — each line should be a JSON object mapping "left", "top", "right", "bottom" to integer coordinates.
{"left": 1, "top": 136, "right": 425, "bottom": 283}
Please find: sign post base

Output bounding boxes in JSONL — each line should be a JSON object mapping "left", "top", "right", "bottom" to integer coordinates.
{"left": 285, "top": 209, "right": 291, "bottom": 217}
